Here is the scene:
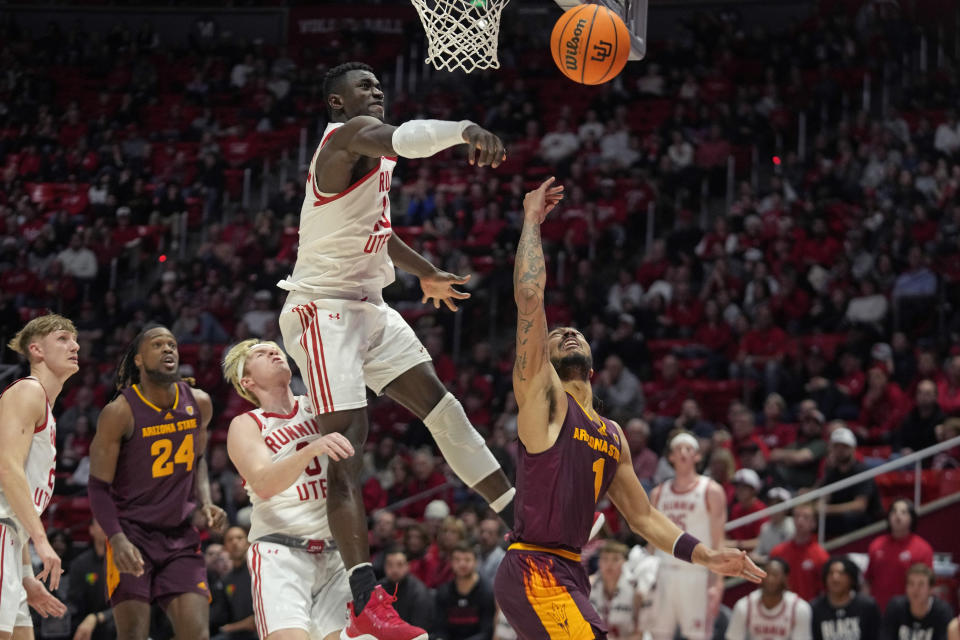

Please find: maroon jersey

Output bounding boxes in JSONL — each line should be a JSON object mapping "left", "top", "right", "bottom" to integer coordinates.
{"left": 513, "top": 393, "right": 621, "bottom": 553}
{"left": 112, "top": 382, "right": 201, "bottom": 528}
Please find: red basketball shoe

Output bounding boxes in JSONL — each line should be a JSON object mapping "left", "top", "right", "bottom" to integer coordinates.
{"left": 341, "top": 585, "right": 428, "bottom": 640}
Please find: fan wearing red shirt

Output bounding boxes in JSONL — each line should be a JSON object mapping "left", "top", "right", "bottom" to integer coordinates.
{"left": 727, "top": 469, "right": 768, "bottom": 547}
{"left": 864, "top": 498, "right": 934, "bottom": 612}
{"left": 857, "top": 364, "right": 908, "bottom": 444}
{"left": 938, "top": 355, "right": 960, "bottom": 416}
{"left": 734, "top": 304, "right": 789, "bottom": 395}
{"left": 770, "top": 502, "right": 830, "bottom": 602}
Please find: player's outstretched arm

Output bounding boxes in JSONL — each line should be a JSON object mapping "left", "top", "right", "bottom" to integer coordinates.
{"left": 0, "top": 379, "right": 63, "bottom": 590}
{"left": 192, "top": 389, "right": 227, "bottom": 533}
{"left": 387, "top": 234, "right": 472, "bottom": 312}
{"left": 88, "top": 396, "right": 144, "bottom": 577}
{"left": 320, "top": 115, "right": 505, "bottom": 166}
{"left": 606, "top": 425, "right": 765, "bottom": 583}
{"left": 513, "top": 178, "right": 565, "bottom": 451}
{"left": 226, "top": 413, "right": 354, "bottom": 499}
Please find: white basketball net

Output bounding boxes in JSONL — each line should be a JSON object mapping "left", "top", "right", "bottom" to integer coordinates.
{"left": 409, "top": 0, "right": 510, "bottom": 73}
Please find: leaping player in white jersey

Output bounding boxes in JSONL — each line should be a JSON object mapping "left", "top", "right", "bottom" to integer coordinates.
{"left": 276, "top": 61, "right": 516, "bottom": 640}
{"left": 648, "top": 432, "right": 727, "bottom": 640}
{"left": 0, "top": 314, "right": 79, "bottom": 640}
{"left": 223, "top": 339, "right": 358, "bottom": 640}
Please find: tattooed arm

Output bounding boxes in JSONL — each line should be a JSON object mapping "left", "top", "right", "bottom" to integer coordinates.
{"left": 513, "top": 178, "right": 567, "bottom": 453}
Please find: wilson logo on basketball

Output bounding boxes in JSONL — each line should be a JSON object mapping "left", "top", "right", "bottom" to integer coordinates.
{"left": 564, "top": 18, "right": 588, "bottom": 69}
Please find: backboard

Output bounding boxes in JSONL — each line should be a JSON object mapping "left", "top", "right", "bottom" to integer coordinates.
{"left": 552, "top": 0, "right": 647, "bottom": 60}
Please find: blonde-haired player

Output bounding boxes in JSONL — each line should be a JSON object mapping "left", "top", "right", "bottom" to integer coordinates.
{"left": 222, "top": 339, "right": 364, "bottom": 640}
{"left": 0, "top": 314, "right": 79, "bottom": 640}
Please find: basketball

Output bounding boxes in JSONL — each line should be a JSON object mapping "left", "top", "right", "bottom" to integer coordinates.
{"left": 550, "top": 4, "right": 630, "bottom": 85}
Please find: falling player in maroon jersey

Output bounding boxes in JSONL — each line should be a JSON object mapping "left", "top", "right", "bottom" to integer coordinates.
{"left": 494, "top": 178, "right": 765, "bottom": 639}
{"left": 88, "top": 325, "right": 227, "bottom": 640}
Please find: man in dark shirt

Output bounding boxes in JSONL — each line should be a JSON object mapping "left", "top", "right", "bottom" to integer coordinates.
{"left": 68, "top": 519, "right": 117, "bottom": 640}
{"left": 211, "top": 526, "right": 257, "bottom": 640}
{"left": 770, "top": 410, "right": 828, "bottom": 491}
{"left": 379, "top": 547, "right": 435, "bottom": 633}
{"left": 811, "top": 556, "right": 881, "bottom": 640}
{"left": 895, "top": 380, "right": 945, "bottom": 456}
{"left": 881, "top": 564, "right": 954, "bottom": 640}
{"left": 820, "top": 427, "right": 882, "bottom": 537}
{"left": 434, "top": 543, "right": 494, "bottom": 640}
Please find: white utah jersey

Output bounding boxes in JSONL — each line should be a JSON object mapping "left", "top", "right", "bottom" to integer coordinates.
{"left": 653, "top": 475, "right": 713, "bottom": 569}
{"left": 0, "top": 377, "right": 57, "bottom": 540}
{"left": 278, "top": 122, "right": 398, "bottom": 298}
{"left": 590, "top": 571, "right": 640, "bottom": 640}
{"left": 244, "top": 397, "right": 331, "bottom": 541}
{"left": 726, "top": 590, "right": 812, "bottom": 640}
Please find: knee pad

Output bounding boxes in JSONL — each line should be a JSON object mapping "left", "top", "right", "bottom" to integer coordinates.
{"left": 423, "top": 392, "right": 500, "bottom": 487}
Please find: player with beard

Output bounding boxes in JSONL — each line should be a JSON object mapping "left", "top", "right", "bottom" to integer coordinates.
{"left": 493, "top": 179, "right": 764, "bottom": 639}
{"left": 88, "top": 326, "right": 227, "bottom": 640}
{"left": 811, "top": 557, "right": 880, "bottom": 640}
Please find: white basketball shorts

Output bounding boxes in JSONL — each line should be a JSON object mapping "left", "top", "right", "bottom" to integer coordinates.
{"left": 247, "top": 541, "right": 350, "bottom": 639}
{"left": 647, "top": 564, "right": 709, "bottom": 640}
{"left": 279, "top": 293, "right": 432, "bottom": 415}
{"left": 0, "top": 522, "right": 32, "bottom": 634}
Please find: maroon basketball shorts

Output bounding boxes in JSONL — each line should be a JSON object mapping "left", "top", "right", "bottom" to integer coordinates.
{"left": 106, "top": 519, "right": 209, "bottom": 609}
{"left": 494, "top": 543, "right": 606, "bottom": 640}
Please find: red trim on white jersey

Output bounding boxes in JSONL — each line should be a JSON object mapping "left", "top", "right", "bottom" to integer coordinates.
{"left": 262, "top": 401, "right": 300, "bottom": 420}
{"left": 246, "top": 411, "right": 265, "bottom": 432}
{"left": 312, "top": 164, "right": 380, "bottom": 207}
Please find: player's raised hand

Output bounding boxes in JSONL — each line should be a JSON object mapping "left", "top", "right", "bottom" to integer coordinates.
{"left": 522, "top": 177, "right": 564, "bottom": 224}
{"left": 109, "top": 533, "right": 145, "bottom": 576}
{"left": 33, "top": 536, "right": 63, "bottom": 591}
{"left": 311, "top": 432, "right": 355, "bottom": 461}
{"left": 462, "top": 124, "right": 506, "bottom": 168}
{"left": 702, "top": 547, "right": 766, "bottom": 583}
{"left": 420, "top": 270, "right": 471, "bottom": 312}
{"left": 201, "top": 504, "right": 228, "bottom": 533}
{"left": 23, "top": 575, "right": 67, "bottom": 618}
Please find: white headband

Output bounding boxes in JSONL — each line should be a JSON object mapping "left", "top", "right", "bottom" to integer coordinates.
{"left": 669, "top": 433, "right": 700, "bottom": 452}
{"left": 236, "top": 343, "right": 272, "bottom": 382}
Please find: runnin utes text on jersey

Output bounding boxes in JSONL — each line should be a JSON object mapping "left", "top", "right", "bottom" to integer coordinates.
{"left": 279, "top": 122, "right": 398, "bottom": 297}
{"left": 243, "top": 397, "right": 332, "bottom": 541}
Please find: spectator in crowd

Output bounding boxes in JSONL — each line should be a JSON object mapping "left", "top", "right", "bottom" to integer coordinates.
{"left": 865, "top": 499, "right": 934, "bottom": 613}
{"left": 726, "top": 558, "right": 812, "bottom": 640}
{"left": 732, "top": 303, "right": 788, "bottom": 395}
{"left": 539, "top": 119, "right": 580, "bottom": 165}
{"left": 57, "top": 233, "right": 97, "bottom": 282}
{"left": 241, "top": 290, "right": 278, "bottom": 337}
{"left": 770, "top": 502, "right": 829, "bottom": 602}
{"left": 624, "top": 418, "right": 659, "bottom": 489}
{"left": 589, "top": 541, "right": 642, "bottom": 640}
{"left": 811, "top": 556, "right": 881, "bottom": 640}
{"left": 370, "top": 510, "right": 398, "bottom": 578}
{"left": 819, "top": 427, "right": 882, "bottom": 537}
{"left": 770, "top": 410, "right": 828, "bottom": 491}
{"left": 858, "top": 364, "right": 908, "bottom": 444}
{"left": 896, "top": 379, "right": 947, "bottom": 455}
{"left": 433, "top": 543, "right": 494, "bottom": 640}
{"left": 476, "top": 518, "right": 505, "bottom": 587}
{"left": 727, "top": 468, "right": 767, "bottom": 548}
{"left": 940, "top": 355, "right": 960, "bottom": 416}
{"left": 881, "top": 564, "right": 954, "bottom": 640}
{"left": 210, "top": 526, "right": 256, "bottom": 640}
{"left": 380, "top": 547, "right": 435, "bottom": 633}
{"left": 68, "top": 519, "right": 116, "bottom": 640}
{"left": 593, "top": 354, "right": 645, "bottom": 424}
{"left": 752, "top": 488, "right": 795, "bottom": 563}
{"left": 418, "top": 515, "right": 467, "bottom": 588}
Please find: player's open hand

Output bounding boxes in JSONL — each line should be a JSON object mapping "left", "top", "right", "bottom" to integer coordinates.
{"left": 24, "top": 575, "right": 67, "bottom": 618}
{"left": 201, "top": 504, "right": 228, "bottom": 533}
{"left": 703, "top": 547, "right": 766, "bottom": 583}
{"left": 110, "top": 533, "right": 145, "bottom": 577}
{"left": 33, "top": 536, "right": 63, "bottom": 591}
{"left": 311, "top": 432, "right": 355, "bottom": 461}
{"left": 462, "top": 124, "right": 506, "bottom": 168}
{"left": 523, "top": 177, "right": 564, "bottom": 224}
{"left": 420, "top": 270, "right": 471, "bottom": 312}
